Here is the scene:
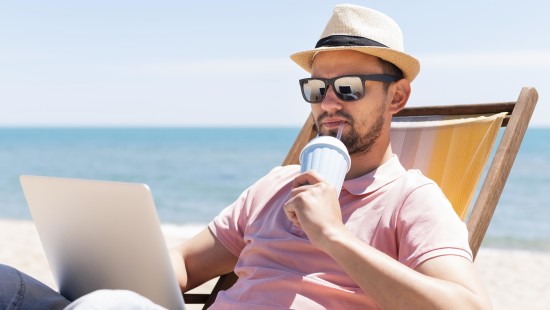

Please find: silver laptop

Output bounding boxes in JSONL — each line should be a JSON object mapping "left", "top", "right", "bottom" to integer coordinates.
{"left": 20, "top": 175, "right": 186, "bottom": 310}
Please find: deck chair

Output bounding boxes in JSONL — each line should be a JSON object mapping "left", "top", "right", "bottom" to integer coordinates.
{"left": 183, "top": 86, "right": 538, "bottom": 308}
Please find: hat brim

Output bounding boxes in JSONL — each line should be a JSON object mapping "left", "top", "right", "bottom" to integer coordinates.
{"left": 290, "top": 46, "right": 420, "bottom": 82}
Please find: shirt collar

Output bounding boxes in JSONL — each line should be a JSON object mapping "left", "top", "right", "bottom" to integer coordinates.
{"left": 342, "top": 155, "right": 406, "bottom": 195}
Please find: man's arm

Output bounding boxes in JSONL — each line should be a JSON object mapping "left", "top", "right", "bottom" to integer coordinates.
{"left": 319, "top": 227, "right": 491, "bottom": 309}
{"left": 283, "top": 171, "right": 492, "bottom": 310}
{"left": 170, "top": 227, "right": 238, "bottom": 292}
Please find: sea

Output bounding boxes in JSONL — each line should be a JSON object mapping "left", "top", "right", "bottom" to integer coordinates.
{"left": 1, "top": 127, "right": 548, "bottom": 251}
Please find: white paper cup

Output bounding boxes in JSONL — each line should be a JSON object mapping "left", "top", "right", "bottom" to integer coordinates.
{"left": 299, "top": 136, "right": 351, "bottom": 196}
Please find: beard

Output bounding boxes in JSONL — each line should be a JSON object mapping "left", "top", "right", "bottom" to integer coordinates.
{"left": 316, "top": 105, "right": 385, "bottom": 156}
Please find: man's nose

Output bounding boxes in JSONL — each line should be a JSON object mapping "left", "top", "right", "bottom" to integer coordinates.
{"left": 321, "top": 86, "right": 343, "bottom": 112}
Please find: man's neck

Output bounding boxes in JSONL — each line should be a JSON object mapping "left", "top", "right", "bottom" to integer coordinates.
{"left": 345, "top": 145, "right": 393, "bottom": 180}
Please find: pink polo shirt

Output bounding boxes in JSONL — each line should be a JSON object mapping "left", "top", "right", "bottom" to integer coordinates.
{"left": 208, "top": 155, "right": 472, "bottom": 309}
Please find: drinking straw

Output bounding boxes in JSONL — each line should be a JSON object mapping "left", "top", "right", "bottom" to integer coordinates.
{"left": 336, "top": 122, "right": 344, "bottom": 140}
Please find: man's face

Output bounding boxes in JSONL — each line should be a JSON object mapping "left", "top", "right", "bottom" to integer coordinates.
{"left": 309, "top": 50, "right": 392, "bottom": 156}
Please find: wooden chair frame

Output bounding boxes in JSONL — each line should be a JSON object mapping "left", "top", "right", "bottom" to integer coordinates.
{"left": 183, "top": 87, "right": 538, "bottom": 308}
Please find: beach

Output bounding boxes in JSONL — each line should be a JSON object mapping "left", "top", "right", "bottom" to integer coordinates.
{"left": 1, "top": 219, "right": 549, "bottom": 309}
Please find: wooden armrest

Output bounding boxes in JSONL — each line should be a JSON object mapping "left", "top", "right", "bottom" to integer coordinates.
{"left": 183, "top": 293, "right": 210, "bottom": 304}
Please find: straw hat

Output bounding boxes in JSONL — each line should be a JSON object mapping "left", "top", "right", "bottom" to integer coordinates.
{"left": 290, "top": 4, "right": 420, "bottom": 82}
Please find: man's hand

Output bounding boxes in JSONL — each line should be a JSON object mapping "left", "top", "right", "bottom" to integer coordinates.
{"left": 283, "top": 170, "right": 346, "bottom": 248}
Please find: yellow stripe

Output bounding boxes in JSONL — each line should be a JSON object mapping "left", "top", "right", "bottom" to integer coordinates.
{"left": 391, "top": 113, "right": 506, "bottom": 220}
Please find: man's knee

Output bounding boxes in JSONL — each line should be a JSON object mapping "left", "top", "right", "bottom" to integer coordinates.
{"left": 0, "top": 263, "right": 70, "bottom": 310}
{"left": 0, "top": 264, "right": 25, "bottom": 309}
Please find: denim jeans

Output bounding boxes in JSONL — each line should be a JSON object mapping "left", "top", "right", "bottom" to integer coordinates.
{"left": 0, "top": 264, "right": 168, "bottom": 309}
{"left": 0, "top": 264, "right": 70, "bottom": 310}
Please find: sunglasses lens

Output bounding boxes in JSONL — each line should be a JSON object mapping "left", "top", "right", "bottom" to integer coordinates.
{"left": 334, "top": 76, "right": 364, "bottom": 101}
{"left": 302, "top": 79, "right": 327, "bottom": 103}
{"left": 301, "top": 76, "right": 367, "bottom": 103}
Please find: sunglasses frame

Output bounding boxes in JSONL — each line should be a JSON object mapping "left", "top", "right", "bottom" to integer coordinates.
{"left": 299, "top": 74, "right": 400, "bottom": 104}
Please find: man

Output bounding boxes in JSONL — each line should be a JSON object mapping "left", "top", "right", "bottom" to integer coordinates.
{"left": 170, "top": 4, "right": 492, "bottom": 309}
{"left": 0, "top": 4, "right": 491, "bottom": 309}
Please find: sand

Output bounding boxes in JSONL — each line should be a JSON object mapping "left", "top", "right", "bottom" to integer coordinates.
{"left": 1, "top": 219, "right": 549, "bottom": 309}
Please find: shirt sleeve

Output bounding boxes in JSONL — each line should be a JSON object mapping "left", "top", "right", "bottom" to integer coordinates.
{"left": 395, "top": 181, "right": 473, "bottom": 269}
{"left": 208, "top": 165, "right": 299, "bottom": 258}
{"left": 208, "top": 187, "right": 251, "bottom": 257}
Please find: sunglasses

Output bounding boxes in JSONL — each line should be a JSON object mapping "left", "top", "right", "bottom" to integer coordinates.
{"left": 299, "top": 74, "right": 399, "bottom": 104}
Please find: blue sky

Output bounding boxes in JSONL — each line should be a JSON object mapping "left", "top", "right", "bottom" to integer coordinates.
{"left": 1, "top": 1, "right": 548, "bottom": 127}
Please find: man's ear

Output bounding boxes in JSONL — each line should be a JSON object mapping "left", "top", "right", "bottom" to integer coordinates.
{"left": 388, "top": 79, "right": 411, "bottom": 115}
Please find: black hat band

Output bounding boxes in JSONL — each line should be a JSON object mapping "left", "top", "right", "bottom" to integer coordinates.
{"left": 315, "top": 35, "right": 388, "bottom": 49}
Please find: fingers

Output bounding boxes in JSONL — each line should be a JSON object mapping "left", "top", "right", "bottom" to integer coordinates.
{"left": 291, "top": 170, "right": 324, "bottom": 189}
{"left": 283, "top": 206, "right": 301, "bottom": 228}
{"left": 283, "top": 183, "right": 308, "bottom": 228}
{"left": 284, "top": 170, "right": 338, "bottom": 234}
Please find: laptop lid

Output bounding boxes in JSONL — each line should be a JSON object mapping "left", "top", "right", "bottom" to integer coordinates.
{"left": 20, "top": 175, "right": 185, "bottom": 310}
